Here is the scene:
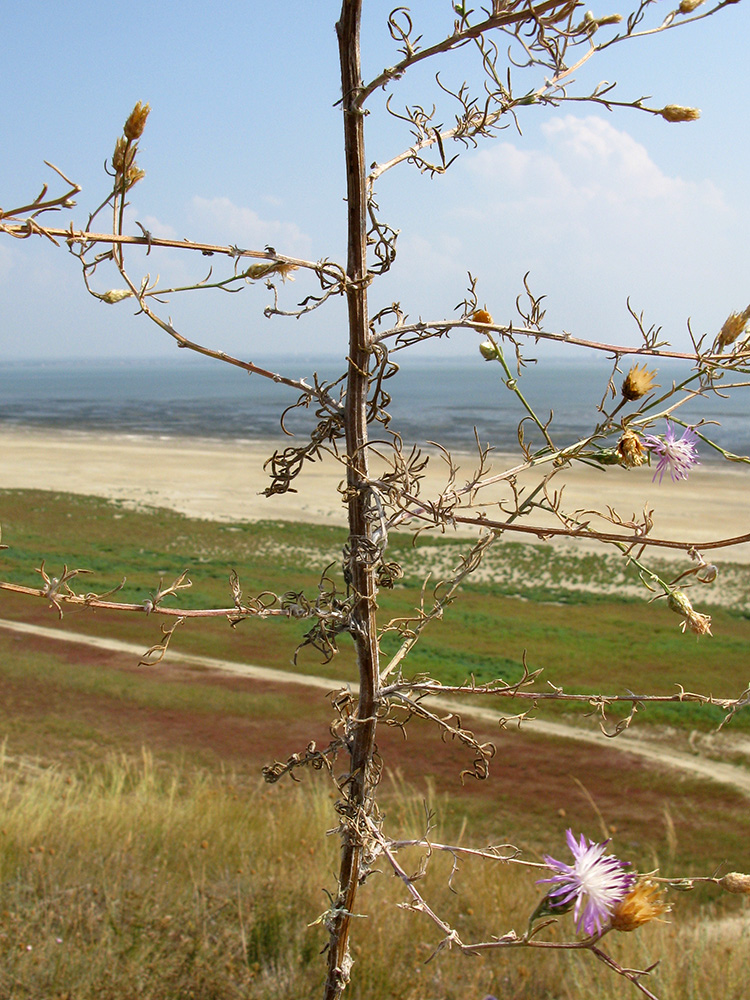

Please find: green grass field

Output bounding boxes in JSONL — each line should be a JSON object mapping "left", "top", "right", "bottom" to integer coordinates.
{"left": 1, "top": 489, "right": 748, "bottom": 728}
{"left": 0, "top": 490, "right": 748, "bottom": 998}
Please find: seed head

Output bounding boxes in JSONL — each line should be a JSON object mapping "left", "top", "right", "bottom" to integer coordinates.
{"left": 658, "top": 105, "right": 701, "bottom": 123}
{"left": 611, "top": 881, "right": 670, "bottom": 932}
{"left": 621, "top": 363, "right": 659, "bottom": 401}
{"left": 123, "top": 101, "right": 151, "bottom": 141}
{"left": 718, "top": 872, "right": 750, "bottom": 895}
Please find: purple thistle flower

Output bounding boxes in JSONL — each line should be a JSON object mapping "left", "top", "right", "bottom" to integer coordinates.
{"left": 538, "top": 830, "right": 634, "bottom": 936}
{"left": 643, "top": 423, "right": 699, "bottom": 483}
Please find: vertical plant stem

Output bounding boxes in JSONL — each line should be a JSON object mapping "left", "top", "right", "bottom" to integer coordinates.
{"left": 324, "top": 3, "right": 381, "bottom": 998}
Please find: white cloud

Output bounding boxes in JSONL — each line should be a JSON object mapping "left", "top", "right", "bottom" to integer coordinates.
{"left": 190, "top": 196, "right": 312, "bottom": 257}
{"left": 449, "top": 115, "right": 739, "bottom": 344}
{"left": 466, "top": 115, "right": 727, "bottom": 235}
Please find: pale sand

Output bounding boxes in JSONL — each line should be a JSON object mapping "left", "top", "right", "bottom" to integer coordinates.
{"left": 2, "top": 426, "right": 749, "bottom": 562}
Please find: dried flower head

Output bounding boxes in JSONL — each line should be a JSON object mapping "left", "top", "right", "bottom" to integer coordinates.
{"left": 479, "top": 340, "right": 501, "bottom": 361}
{"left": 678, "top": 0, "right": 704, "bottom": 12}
{"left": 112, "top": 136, "right": 136, "bottom": 177}
{"left": 471, "top": 309, "right": 494, "bottom": 325}
{"left": 616, "top": 428, "right": 646, "bottom": 468}
{"left": 658, "top": 105, "right": 701, "bottom": 123}
{"left": 243, "top": 261, "right": 298, "bottom": 282}
{"left": 125, "top": 167, "right": 146, "bottom": 190}
{"left": 718, "top": 872, "right": 750, "bottom": 895}
{"left": 716, "top": 306, "right": 750, "bottom": 350}
{"left": 667, "top": 591, "right": 712, "bottom": 636}
{"left": 643, "top": 423, "right": 699, "bottom": 483}
{"left": 611, "top": 881, "right": 670, "bottom": 932}
{"left": 123, "top": 101, "right": 151, "bottom": 141}
{"left": 538, "top": 830, "right": 634, "bottom": 936}
{"left": 621, "top": 364, "right": 659, "bottom": 401}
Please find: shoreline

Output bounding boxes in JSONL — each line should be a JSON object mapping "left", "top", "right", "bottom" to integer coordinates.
{"left": 2, "top": 424, "right": 750, "bottom": 562}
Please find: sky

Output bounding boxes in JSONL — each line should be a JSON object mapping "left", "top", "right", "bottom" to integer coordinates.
{"left": 1, "top": 0, "right": 748, "bottom": 363}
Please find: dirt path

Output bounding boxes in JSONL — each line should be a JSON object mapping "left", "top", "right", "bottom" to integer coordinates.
{"left": 2, "top": 617, "right": 749, "bottom": 798}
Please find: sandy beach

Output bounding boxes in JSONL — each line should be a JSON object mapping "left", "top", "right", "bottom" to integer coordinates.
{"left": 2, "top": 425, "right": 750, "bottom": 562}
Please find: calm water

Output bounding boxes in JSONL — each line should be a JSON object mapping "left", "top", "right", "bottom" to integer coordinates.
{"left": 1, "top": 356, "right": 749, "bottom": 460}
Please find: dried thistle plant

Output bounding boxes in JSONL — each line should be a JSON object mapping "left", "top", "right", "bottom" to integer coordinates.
{"left": 1, "top": 3, "right": 749, "bottom": 1000}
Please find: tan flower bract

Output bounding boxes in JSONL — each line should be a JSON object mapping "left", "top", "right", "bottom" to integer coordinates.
{"left": 717, "top": 306, "right": 750, "bottom": 350}
{"left": 123, "top": 101, "right": 151, "bottom": 141}
{"left": 659, "top": 104, "right": 701, "bottom": 123}
{"left": 244, "top": 261, "right": 298, "bottom": 282}
{"left": 112, "top": 137, "right": 136, "bottom": 176}
{"left": 621, "top": 363, "right": 659, "bottom": 401}
{"left": 611, "top": 881, "right": 670, "bottom": 932}
{"left": 125, "top": 167, "right": 146, "bottom": 190}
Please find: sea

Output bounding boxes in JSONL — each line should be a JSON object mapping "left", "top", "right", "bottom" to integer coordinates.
{"left": 1, "top": 355, "right": 749, "bottom": 461}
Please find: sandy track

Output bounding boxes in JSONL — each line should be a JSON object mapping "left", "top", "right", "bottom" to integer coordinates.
{"left": 2, "top": 617, "right": 748, "bottom": 798}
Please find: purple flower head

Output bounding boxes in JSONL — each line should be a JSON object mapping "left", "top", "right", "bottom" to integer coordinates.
{"left": 643, "top": 423, "right": 699, "bottom": 483}
{"left": 538, "top": 830, "right": 634, "bottom": 936}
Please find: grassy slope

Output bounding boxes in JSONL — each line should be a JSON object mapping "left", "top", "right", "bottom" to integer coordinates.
{"left": 0, "top": 756, "right": 747, "bottom": 1000}
{"left": 0, "top": 490, "right": 749, "bottom": 998}
{"left": 1, "top": 489, "right": 749, "bottom": 728}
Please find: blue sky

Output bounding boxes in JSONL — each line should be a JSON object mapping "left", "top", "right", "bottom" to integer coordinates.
{"left": 1, "top": 1, "right": 747, "bottom": 361}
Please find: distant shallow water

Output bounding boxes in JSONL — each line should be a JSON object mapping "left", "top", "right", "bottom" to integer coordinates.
{"left": 2, "top": 356, "right": 749, "bottom": 461}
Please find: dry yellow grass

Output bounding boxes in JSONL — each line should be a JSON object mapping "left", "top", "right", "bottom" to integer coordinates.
{"left": 0, "top": 749, "right": 747, "bottom": 999}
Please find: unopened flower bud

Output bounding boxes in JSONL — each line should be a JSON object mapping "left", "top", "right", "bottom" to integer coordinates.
{"left": 658, "top": 105, "right": 701, "bottom": 123}
{"left": 123, "top": 101, "right": 151, "bottom": 141}
{"left": 479, "top": 340, "right": 501, "bottom": 361}
{"left": 622, "top": 363, "right": 659, "bottom": 401}
{"left": 100, "top": 289, "right": 134, "bottom": 304}
{"left": 678, "top": 0, "right": 704, "bottom": 12}
{"left": 718, "top": 872, "right": 750, "bottom": 895}
{"left": 471, "top": 309, "right": 494, "bottom": 325}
